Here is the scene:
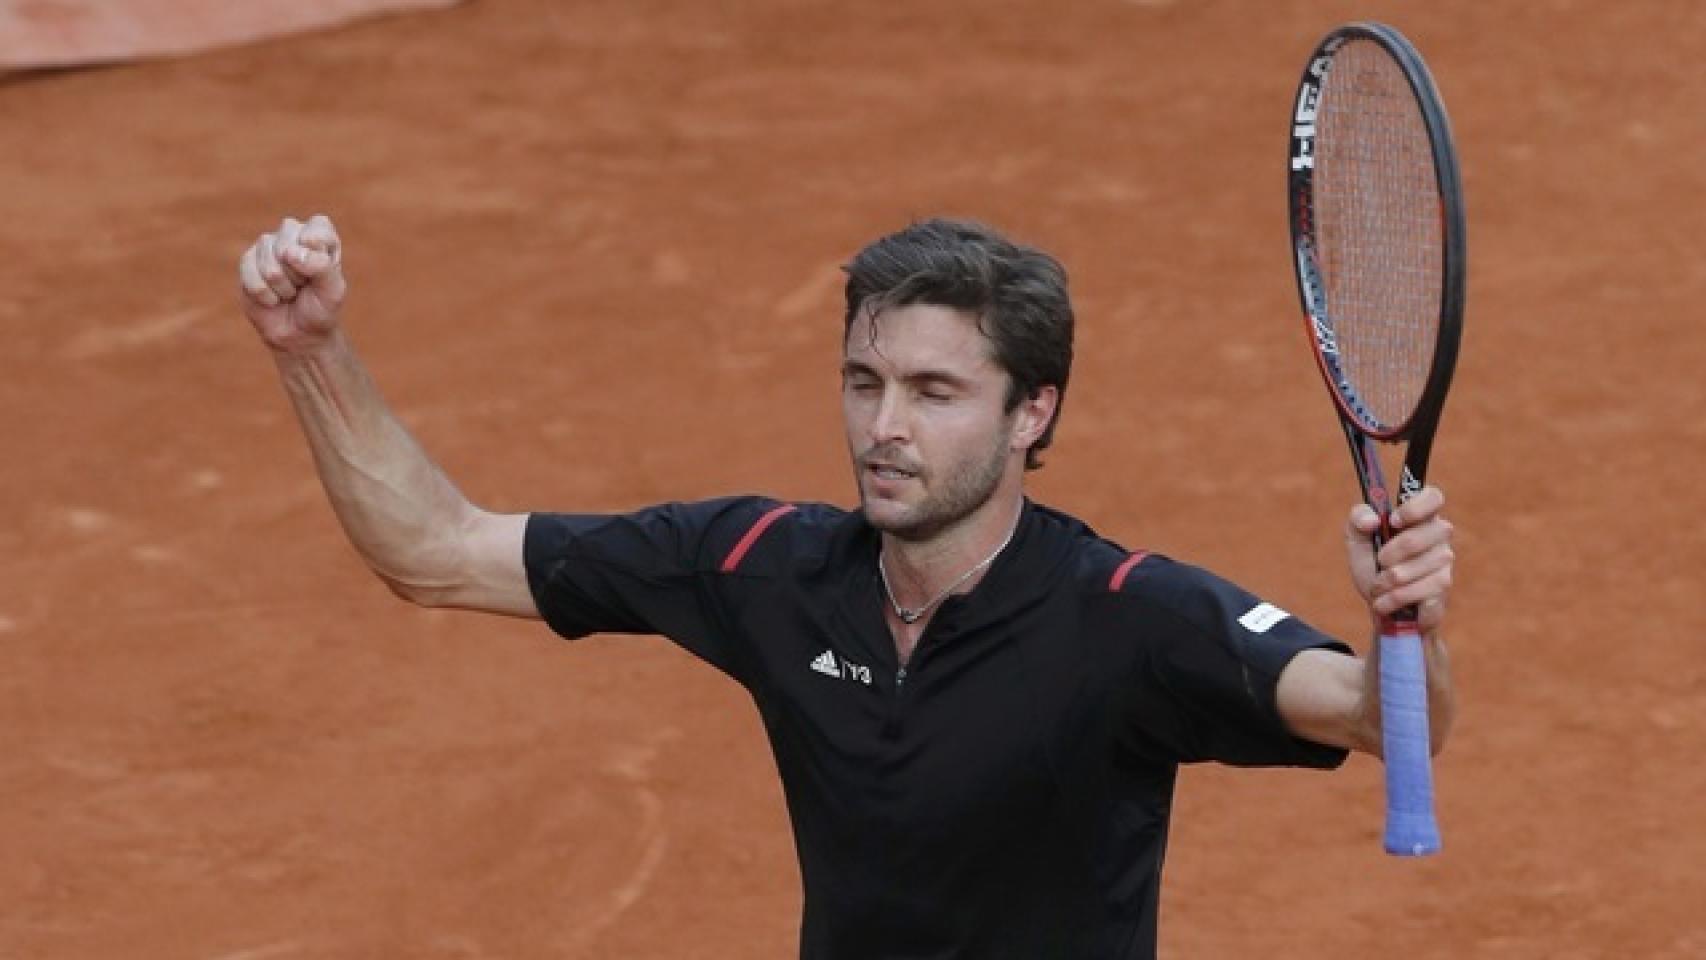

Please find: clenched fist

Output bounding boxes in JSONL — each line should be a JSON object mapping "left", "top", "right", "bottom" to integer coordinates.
{"left": 237, "top": 214, "right": 346, "bottom": 355}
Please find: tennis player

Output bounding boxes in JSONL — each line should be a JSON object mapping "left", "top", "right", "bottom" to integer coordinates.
{"left": 237, "top": 213, "right": 1456, "bottom": 959}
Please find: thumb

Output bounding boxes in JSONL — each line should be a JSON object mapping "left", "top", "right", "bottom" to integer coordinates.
{"left": 1344, "top": 502, "right": 1380, "bottom": 598}
{"left": 285, "top": 237, "right": 346, "bottom": 304}
{"left": 1347, "top": 503, "right": 1381, "bottom": 537}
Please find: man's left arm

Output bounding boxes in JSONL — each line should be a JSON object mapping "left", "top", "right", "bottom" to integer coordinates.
{"left": 1276, "top": 486, "right": 1457, "bottom": 757}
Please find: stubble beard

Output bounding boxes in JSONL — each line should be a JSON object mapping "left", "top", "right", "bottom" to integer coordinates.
{"left": 860, "top": 430, "right": 1012, "bottom": 543}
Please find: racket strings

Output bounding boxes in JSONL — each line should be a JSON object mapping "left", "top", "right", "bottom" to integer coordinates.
{"left": 1314, "top": 39, "right": 1442, "bottom": 431}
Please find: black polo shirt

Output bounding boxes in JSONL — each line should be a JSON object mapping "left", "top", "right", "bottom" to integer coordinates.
{"left": 524, "top": 497, "right": 1349, "bottom": 959}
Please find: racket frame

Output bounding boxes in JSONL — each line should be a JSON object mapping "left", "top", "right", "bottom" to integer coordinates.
{"left": 1286, "top": 21, "right": 1467, "bottom": 858}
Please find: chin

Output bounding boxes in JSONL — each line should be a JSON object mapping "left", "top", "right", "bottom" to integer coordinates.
{"left": 861, "top": 500, "right": 947, "bottom": 542}
{"left": 858, "top": 496, "right": 906, "bottom": 529}
{"left": 856, "top": 494, "right": 909, "bottom": 530}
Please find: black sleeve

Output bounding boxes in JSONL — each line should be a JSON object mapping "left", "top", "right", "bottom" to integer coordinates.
{"left": 522, "top": 497, "right": 780, "bottom": 684}
{"left": 1117, "top": 556, "right": 1351, "bottom": 769}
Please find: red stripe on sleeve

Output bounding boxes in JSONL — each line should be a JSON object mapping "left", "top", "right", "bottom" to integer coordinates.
{"left": 720, "top": 503, "right": 798, "bottom": 573}
{"left": 1108, "top": 551, "right": 1149, "bottom": 591}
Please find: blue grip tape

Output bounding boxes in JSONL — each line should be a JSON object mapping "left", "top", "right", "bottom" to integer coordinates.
{"left": 1379, "top": 630, "right": 1442, "bottom": 856}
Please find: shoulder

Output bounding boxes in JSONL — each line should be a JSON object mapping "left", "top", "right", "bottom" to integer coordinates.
{"left": 525, "top": 496, "right": 850, "bottom": 577}
{"left": 1026, "top": 502, "right": 1273, "bottom": 632}
{"left": 714, "top": 499, "right": 859, "bottom": 578}
{"left": 1022, "top": 500, "right": 1157, "bottom": 594}
{"left": 1106, "top": 550, "right": 1268, "bottom": 624}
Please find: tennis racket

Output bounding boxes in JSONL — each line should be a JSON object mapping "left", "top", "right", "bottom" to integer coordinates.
{"left": 1286, "top": 22, "right": 1465, "bottom": 857}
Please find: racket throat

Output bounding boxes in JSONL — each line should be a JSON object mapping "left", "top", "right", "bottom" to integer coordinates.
{"left": 1398, "top": 463, "right": 1423, "bottom": 502}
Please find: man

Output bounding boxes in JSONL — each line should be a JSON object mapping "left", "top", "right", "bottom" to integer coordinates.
{"left": 237, "top": 214, "right": 1455, "bottom": 958}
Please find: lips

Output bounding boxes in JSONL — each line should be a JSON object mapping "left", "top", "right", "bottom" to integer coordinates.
{"left": 863, "top": 458, "right": 919, "bottom": 481}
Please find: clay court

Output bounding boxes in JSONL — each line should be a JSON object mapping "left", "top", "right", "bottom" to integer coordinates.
{"left": 3, "top": 0, "right": 1702, "bottom": 956}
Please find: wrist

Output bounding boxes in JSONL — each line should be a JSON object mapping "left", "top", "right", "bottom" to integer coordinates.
{"left": 270, "top": 325, "right": 350, "bottom": 372}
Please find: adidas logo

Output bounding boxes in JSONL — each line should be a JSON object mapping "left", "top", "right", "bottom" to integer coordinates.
{"left": 810, "top": 650, "right": 840, "bottom": 677}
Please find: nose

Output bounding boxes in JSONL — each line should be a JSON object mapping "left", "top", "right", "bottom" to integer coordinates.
{"left": 868, "top": 384, "right": 909, "bottom": 446}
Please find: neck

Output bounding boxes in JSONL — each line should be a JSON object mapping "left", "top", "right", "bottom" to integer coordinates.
{"left": 880, "top": 495, "right": 1024, "bottom": 611}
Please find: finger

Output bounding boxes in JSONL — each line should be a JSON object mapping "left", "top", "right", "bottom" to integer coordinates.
{"left": 273, "top": 218, "right": 310, "bottom": 286}
{"left": 1373, "top": 542, "right": 1455, "bottom": 596}
{"left": 1344, "top": 509, "right": 1379, "bottom": 574}
{"left": 1346, "top": 503, "right": 1381, "bottom": 537}
{"left": 1416, "top": 595, "right": 1449, "bottom": 635}
{"left": 1377, "top": 517, "right": 1454, "bottom": 569}
{"left": 1390, "top": 485, "right": 1445, "bottom": 529}
{"left": 1376, "top": 580, "right": 1451, "bottom": 618}
{"left": 275, "top": 216, "right": 303, "bottom": 249}
{"left": 238, "top": 245, "right": 281, "bottom": 307}
{"left": 1420, "top": 609, "right": 1451, "bottom": 650}
{"left": 1373, "top": 565, "right": 1454, "bottom": 615}
{"left": 256, "top": 234, "right": 299, "bottom": 302}
{"left": 1343, "top": 503, "right": 1381, "bottom": 602}
{"left": 299, "top": 214, "right": 342, "bottom": 261}
{"left": 284, "top": 243, "right": 336, "bottom": 276}
{"left": 295, "top": 214, "right": 347, "bottom": 303}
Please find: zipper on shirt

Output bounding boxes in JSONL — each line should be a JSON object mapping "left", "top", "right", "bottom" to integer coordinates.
{"left": 882, "top": 664, "right": 909, "bottom": 740}
{"left": 884, "top": 612, "right": 938, "bottom": 740}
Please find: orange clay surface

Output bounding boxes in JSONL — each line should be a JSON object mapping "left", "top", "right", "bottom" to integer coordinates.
{"left": 0, "top": 0, "right": 460, "bottom": 70}
{"left": 3, "top": 1, "right": 1704, "bottom": 957}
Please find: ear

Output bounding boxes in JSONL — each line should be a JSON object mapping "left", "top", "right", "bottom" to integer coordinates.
{"left": 1009, "top": 385, "right": 1059, "bottom": 454}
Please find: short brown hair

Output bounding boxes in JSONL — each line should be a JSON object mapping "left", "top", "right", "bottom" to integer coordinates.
{"left": 842, "top": 218, "right": 1074, "bottom": 469}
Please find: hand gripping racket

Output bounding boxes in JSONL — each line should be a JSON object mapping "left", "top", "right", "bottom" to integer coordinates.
{"left": 1287, "top": 22, "right": 1465, "bottom": 856}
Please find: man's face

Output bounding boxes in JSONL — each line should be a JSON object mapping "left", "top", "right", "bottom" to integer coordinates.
{"left": 841, "top": 303, "right": 1025, "bottom": 541}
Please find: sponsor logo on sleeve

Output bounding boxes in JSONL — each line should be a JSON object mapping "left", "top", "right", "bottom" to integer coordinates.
{"left": 1238, "top": 602, "right": 1291, "bottom": 634}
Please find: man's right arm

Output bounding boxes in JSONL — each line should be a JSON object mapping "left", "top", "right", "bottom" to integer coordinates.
{"left": 238, "top": 215, "right": 537, "bottom": 618}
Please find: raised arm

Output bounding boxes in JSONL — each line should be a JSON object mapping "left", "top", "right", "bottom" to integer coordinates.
{"left": 236, "top": 215, "right": 536, "bottom": 617}
{"left": 1275, "top": 486, "right": 1456, "bottom": 756}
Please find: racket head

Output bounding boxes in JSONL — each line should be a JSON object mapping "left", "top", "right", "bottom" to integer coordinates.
{"left": 1288, "top": 22, "right": 1466, "bottom": 445}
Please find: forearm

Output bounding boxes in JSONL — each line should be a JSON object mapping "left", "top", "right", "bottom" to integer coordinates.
{"left": 1277, "top": 630, "right": 1456, "bottom": 758}
{"left": 273, "top": 328, "right": 476, "bottom": 600}
{"left": 1276, "top": 648, "right": 1378, "bottom": 755}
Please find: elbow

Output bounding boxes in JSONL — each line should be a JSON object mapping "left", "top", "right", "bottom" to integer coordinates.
{"left": 364, "top": 540, "right": 470, "bottom": 609}
{"left": 366, "top": 503, "right": 509, "bottom": 611}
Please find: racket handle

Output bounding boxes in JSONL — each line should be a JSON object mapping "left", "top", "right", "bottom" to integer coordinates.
{"left": 1378, "top": 620, "right": 1442, "bottom": 856}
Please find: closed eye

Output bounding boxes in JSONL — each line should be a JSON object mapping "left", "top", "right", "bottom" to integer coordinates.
{"left": 841, "top": 362, "right": 884, "bottom": 394}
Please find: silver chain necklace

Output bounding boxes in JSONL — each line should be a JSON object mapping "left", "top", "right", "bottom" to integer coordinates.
{"left": 878, "top": 516, "right": 1020, "bottom": 625}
